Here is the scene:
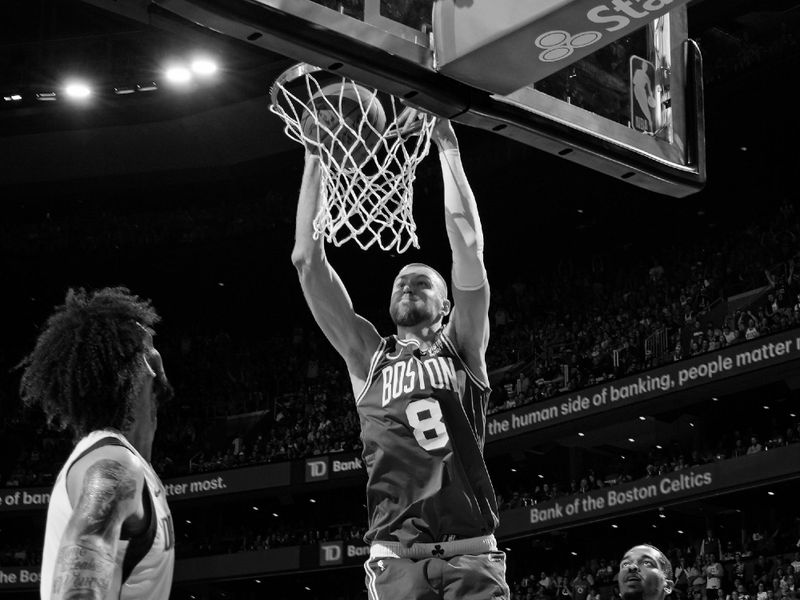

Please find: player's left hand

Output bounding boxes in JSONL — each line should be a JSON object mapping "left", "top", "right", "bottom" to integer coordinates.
{"left": 393, "top": 105, "right": 427, "bottom": 136}
{"left": 431, "top": 118, "right": 458, "bottom": 151}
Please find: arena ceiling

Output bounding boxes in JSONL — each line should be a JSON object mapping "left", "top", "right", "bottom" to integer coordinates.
{"left": 0, "top": 0, "right": 797, "bottom": 184}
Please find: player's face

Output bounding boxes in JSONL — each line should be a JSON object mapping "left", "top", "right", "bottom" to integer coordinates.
{"left": 618, "top": 545, "right": 672, "bottom": 600}
{"left": 389, "top": 267, "right": 447, "bottom": 328}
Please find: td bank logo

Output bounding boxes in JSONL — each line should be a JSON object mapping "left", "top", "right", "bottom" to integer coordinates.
{"left": 319, "top": 542, "right": 343, "bottom": 565}
{"left": 305, "top": 457, "right": 329, "bottom": 482}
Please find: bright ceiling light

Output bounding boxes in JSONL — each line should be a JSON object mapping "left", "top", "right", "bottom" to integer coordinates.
{"left": 165, "top": 66, "right": 192, "bottom": 84}
{"left": 64, "top": 81, "right": 91, "bottom": 99}
{"left": 191, "top": 57, "right": 218, "bottom": 76}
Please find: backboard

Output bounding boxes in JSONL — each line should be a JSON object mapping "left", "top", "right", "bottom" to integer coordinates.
{"left": 92, "top": 0, "right": 705, "bottom": 196}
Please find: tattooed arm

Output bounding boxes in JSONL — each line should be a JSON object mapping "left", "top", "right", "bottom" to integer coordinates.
{"left": 52, "top": 452, "right": 144, "bottom": 600}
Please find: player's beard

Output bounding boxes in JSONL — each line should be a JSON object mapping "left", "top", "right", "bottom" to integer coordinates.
{"left": 391, "top": 302, "right": 429, "bottom": 327}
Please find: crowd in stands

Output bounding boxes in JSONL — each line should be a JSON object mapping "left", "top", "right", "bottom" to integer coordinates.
{"left": 495, "top": 414, "right": 800, "bottom": 512}
{"left": 507, "top": 530, "right": 800, "bottom": 600}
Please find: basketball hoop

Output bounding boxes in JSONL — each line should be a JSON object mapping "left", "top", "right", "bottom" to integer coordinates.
{"left": 269, "top": 63, "right": 435, "bottom": 253}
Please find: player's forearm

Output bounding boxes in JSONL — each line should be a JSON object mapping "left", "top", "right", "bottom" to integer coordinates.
{"left": 51, "top": 538, "right": 116, "bottom": 600}
{"left": 291, "top": 154, "right": 326, "bottom": 268}
{"left": 438, "top": 147, "right": 487, "bottom": 290}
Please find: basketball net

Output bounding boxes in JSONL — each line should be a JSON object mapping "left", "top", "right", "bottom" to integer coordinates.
{"left": 270, "top": 63, "right": 435, "bottom": 253}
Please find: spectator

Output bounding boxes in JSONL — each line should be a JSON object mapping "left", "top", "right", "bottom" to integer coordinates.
{"left": 747, "top": 436, "right": 763, "bottom": 455}
{"left": 756, "top": 583, "right": 769, "bottom": 600}
{"left": 700, "top": 529, "right": 723, "bottom": 559}
{"left": 705, "top": 554, "right": 724, "bottom": 600}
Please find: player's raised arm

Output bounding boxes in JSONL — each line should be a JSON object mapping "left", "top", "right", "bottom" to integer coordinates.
{"left": 435, "top": 120, "right": 490, "bottom": 383}
{"left": 51, "top": 451, "right": 144, "bottom": 600}
{"left": 291, "top": 152, "right": 382, "bottom": 382}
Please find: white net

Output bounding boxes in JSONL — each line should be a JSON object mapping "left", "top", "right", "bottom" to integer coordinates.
{"left": 270, "top": 63, "right": 435, "bottom": 253}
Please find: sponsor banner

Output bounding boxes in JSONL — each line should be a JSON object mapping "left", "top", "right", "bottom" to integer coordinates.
{"left": 329, "top": 455, "right": 365, "bottom": 479}
{"left": 306, "top": 457, "right": 329, "bottom": 482}
{"left": 497, "top": 444, "right": 800, "bottom": 537}
{"left": 163, "top": 462, "right": 291, "bottom": 501}
{"left": 0, "top": 454, "right": 363, "bottom": 513}
{"left": 0, "top": 567, "right": 40, "bottom": 590}
{"left": 318, "top": 540, "right": 371, "bottom": 566}
{"left": 305, "top": 453, "right": 366, "bottom": 483}
{"left": 319, "top": 541, "right": 343, "bottom": 565}
{"left": 0, "top": 488, "right": 51, "bottom": 513}
{"left": 487, "top": 329, "right": 800, "bottom": 442}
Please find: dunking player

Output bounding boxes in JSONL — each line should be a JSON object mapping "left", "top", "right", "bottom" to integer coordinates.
{"left": 292, "top": 118, "right": 508, "bottom": 599}
{"left": 618, "top": 544, "right": 675, "bottom": 600}
{"left": 19, "top": 288, "right": 175, "bottom": 600}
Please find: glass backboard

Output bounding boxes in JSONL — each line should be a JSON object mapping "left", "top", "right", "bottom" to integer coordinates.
{"left": 98, "top": 0, "right": 704, "bottom": 196}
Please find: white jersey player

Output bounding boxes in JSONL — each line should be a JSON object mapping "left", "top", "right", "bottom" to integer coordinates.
{"left": 18, "top": 287, "right": 175, "bottom": 600}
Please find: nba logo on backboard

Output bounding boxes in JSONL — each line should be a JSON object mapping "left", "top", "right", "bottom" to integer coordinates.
{"left": 319, "top": 541, "right": 343, "bottom": 565}
{"left": 629, "top": 55, "right": 659, "bottom": 134}
{"left": 305, "top": 457, "right": 329, "bottom": 481}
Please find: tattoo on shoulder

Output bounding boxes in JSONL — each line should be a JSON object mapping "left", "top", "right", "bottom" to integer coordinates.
{"left": 79, "top": 458, "right": 138, "bottom": 534}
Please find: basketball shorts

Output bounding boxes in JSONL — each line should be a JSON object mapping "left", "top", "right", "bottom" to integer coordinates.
{"left": 363, "top": 535, "right": 509, "bottom": 600}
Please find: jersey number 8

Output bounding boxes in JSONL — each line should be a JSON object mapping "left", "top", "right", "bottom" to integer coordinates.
{"left": 405, "top": 398, "right": 449, "bottom": 451}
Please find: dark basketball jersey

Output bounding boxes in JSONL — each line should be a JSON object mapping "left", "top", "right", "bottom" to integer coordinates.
{"left": 356, "top": 331, "right": 499, "bottom": 546}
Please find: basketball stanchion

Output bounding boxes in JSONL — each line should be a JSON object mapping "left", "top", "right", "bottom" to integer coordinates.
{"left": 269, "top": 63, "right": 435, "bottom": 253}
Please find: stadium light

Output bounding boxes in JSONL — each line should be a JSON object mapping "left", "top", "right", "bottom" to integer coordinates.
{"left": 191, "top": 57, "right": 218, "bottom": 76}
{"left": 165, "top": 65, "right": 192, "bottom": 84}
{"left": 64, "top": 81, "right": 91, "bottom": 99}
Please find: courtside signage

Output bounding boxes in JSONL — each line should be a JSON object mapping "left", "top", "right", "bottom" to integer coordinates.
{"left": 7, "top": 448, "right": 796, "bottom": 590}
{"left": 318, "top": 541, "right": 370, "bottom": 566}
{"left": 434, "top": 0, "right": 691, "bottom": 94}
{"left": 497, "top": 443, "right": 800, "bottom": 537}
{"left": 305, "top": 457, "right": 329, "bottom": 481}
{"left": 319, "top": 542, "right": 343, "bottom": 565}
{"left": 0, "top": 567, "right": 39, "bottom": 589}
{"left": 0, "top": 488, "right": 51, "bottom": 512}
{"left": 162, "top": 462, "right": 291, "bottom": 500}
{"left": 0, "top": 454, "right": 366, "bottom": 512}
{"left": 487, "top": 328, "right": 800, "bottom": 442}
